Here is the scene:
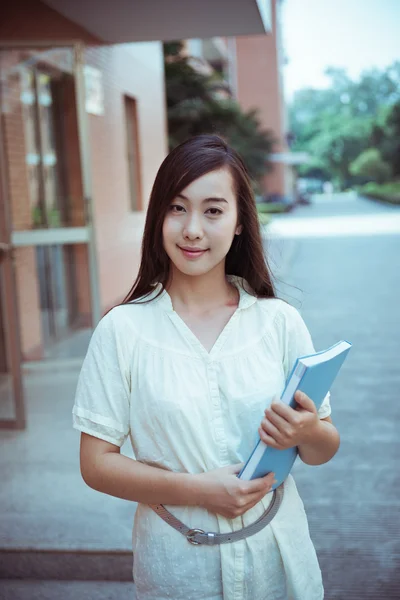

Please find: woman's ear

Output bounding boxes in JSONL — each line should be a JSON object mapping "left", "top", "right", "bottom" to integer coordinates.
{"left": 235, "top": 224, "right": 243, "bottom": 235}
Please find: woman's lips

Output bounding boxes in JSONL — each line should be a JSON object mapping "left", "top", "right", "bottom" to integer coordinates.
{"left": 178, "top": 246, "right": 209, "bottom": 260}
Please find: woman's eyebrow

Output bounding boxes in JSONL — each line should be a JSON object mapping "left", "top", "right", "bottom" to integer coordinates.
{"left": 203, "top": 197, "right": 228, "bottom": 204}
{"left": 176, "top": 194, "right": 228, "bottom": 204}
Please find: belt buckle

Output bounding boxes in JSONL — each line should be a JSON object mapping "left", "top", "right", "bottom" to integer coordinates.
{"left": 186, "top": 528, "right": 205, "bottom": 545}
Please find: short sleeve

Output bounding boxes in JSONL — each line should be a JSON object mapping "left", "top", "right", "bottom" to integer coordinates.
{"left": 279, "top": 303, "right": 331, "bottom": 420}
{"left": 72, "top": 310, "right": 131, "bottom": 446}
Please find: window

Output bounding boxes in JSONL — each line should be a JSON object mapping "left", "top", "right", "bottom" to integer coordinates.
{"left": 124, "top": 96, "right": 142, "bottom": 211}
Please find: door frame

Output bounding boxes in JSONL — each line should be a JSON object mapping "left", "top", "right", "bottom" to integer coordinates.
{"left": 0, "top": 40, "right": 101, "bottom": 429}
{"left": 0, "top": 103, "right": 25, "bottom": 429}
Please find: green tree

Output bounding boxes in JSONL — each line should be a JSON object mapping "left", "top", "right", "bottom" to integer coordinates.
{"left": 349, "top": 148, "right": 391, "bottom": 184}
{"left": 163, "top": 42, "right": 275, "bottom": 186}
{"left": 310, "top": 115, "right": 374, "bottom": 186}
{"left": 379, "top": 102, "right": 400, "bottom": 177}
{"left": 289, "top": 62, "right": 400, "bottom": 188}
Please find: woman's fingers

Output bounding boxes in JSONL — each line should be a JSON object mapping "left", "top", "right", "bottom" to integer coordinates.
{"left": 246, "top": 471, "right": 275, "bottom": 494}
{"left": 264, "top": 407, "right": 290, "bottom": 432}
{"left": 243, "top": 483, "right": 275, "bottom": 512}
{"left": 259, "top": 417, "right": 287, "bottom": 445}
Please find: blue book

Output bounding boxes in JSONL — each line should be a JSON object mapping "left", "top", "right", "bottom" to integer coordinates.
{"left": 238, "top": 340, "right": 352, "bottom": 486}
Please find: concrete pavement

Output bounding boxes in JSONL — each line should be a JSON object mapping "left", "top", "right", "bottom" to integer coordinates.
{"left": 1, "top": 193, "right": 399, "bottom": 598}
{"left": 273, "top": 194, "right": 400, "bottom": 599}
{"left": 0, "top": 580, "right": 135, "bottom": 599}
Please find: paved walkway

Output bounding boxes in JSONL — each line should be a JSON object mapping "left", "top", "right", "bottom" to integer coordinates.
{"left": 271, "top": 194, "right": 400, "bottom": 599}
{"left": 1, "top": 193, "right": 399, "bottom": 598}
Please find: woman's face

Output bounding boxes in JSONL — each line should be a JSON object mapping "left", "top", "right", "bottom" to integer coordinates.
{"left": 162, "top": 167, "right": 242, "bottom": 278}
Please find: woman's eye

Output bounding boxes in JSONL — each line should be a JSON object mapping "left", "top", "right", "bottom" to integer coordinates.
{"left": 207, "top": 208, "right": 223, "bottom": 216}
{"left": 170, "top": 204, "right": 185, "bottom": 213}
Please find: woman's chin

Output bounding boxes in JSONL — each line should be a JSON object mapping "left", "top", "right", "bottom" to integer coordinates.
{"left": 169, "top": 256, "right": 215, "bottom": 278}
{"left": 174, "top": 263, "right": 212, "bottom": 277}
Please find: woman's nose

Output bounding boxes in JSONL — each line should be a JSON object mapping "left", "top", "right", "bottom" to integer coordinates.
{"left": 183, "top": 213, "right": 204, "bottom": 239}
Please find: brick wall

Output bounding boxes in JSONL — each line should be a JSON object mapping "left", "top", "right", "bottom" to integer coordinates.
{"left": 85, "top": 43, "right": 168, "bottom": 312}
{"left": 0, "top": 0, "right": 100, "bottom": 43}
{"left": 234, "top": 0, "right": 287, "bottom": 196}
{"left": 60, "top": 76, "right": 91, "bottom": 324}
{"left": 2, "top": 52, "right": 44, "bottom": 358}
{"left": 1, "top": 0, "right": 168, "bottom": 358}
{"left": 2, "top": 63, "right": 33, "bottom": 232}
{"left": 13, "top": 248, "right": 43, "bottom": 360}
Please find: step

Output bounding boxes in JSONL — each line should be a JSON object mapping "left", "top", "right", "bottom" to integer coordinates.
{"left": 0, "top": 579, "right": 136, "bottom": 600}
{"left": 0, "top": 548, "right": 133, "bottom": 581}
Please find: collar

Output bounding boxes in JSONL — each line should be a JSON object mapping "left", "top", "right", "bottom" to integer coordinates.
{"left": 150, "top": 275, "right": 258, "bottom": 312}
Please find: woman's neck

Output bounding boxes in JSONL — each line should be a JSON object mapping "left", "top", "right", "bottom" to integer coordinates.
{"left": 166, "top": 268, "right": 238, "bottom": 315}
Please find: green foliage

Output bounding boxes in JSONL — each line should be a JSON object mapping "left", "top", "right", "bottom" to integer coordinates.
{"left": 258, "top": 212, "right": 271, "bottom": 225}
{"left": 379, "top": 102, "right": 400, "bottom": 177}
{"left": 289, "top": 62, "right": 400, "bottom": 189}
{"left": 349, "top": 148, "right": 392, "bottom": 184}
{"left": 297, "top": 156, "right": 330, "bottom": 180}
{"left": 163, "top": 41, "right": 184, "bottom": 57}
{"left": 163, "top": 43, "right": 275, "bottom": 183}
{"left": 309, "top": 115, "right": 373, "bottom": 185}
{"left": 256, "top": 202, "right": 288, "bottom": 214}
{"left": 164, "top": 59, "right": 211, "bottom": 111}
{"left": 358, "top": 181, "right": 400, "bottom": 204}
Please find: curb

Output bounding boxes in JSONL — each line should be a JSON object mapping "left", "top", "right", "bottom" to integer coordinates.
{"left": 0, "top": 548, "right": 133, "bottom": 581}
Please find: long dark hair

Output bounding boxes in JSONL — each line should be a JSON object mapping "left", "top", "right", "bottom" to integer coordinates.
{"left": 122, "top": 134, "right": 277, "bottom": 304}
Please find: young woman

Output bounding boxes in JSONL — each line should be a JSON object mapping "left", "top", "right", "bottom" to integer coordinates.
{"left": 73, "top": 134, "right": 340, "bottom": 600}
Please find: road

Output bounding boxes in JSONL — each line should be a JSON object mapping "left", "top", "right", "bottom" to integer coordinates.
{"left": 265, "top": 193, "right": 400, "bottom": 599}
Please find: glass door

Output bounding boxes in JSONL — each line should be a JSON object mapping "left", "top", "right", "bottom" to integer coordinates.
{"left": 0, "top": 43, "right": 100, "bottom": 427}
{"left": 0, "top": 45, "right": 98, "bottom": 367}
{"left": 0, "top": 152, "right": 25, "bottom": 429}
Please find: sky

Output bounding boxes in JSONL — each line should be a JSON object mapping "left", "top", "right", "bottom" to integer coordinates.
{"left": 281, "top": 0, "right": 400, "bottom": 99}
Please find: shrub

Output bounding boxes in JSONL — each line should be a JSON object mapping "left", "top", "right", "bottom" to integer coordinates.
{"left": 350, "top": 148, "right": 392, "bottom": 184}
{"left": 258, "top": 213, "right": 271, "bottom": 225}
{"left": 164, "top": 42, "right": 275, "bottom": 184}
{"left": 358, "top": 181, "right": 400, "bottom": 204}
{"left": 256, "top": 202, "right": 288, "bottom": 214}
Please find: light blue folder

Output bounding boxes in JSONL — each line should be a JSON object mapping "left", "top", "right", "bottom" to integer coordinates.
{"left": 238, "top": 340, "right": 352, "bottom": 486}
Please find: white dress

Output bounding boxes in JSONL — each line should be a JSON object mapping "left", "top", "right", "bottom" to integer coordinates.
{"left": 72, "top": 275, "right": 331, "bottom": 600}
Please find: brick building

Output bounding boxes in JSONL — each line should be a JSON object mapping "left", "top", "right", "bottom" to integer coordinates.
{"left": 0, "top": 0, "right": 284, "bottom": 428}
{"left": 185, "top": 0, "right": 291, "bottom": 198}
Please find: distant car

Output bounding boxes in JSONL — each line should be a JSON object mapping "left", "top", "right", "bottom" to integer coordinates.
{"left": 296, "top": 192, "right": 312, "bottom": 206}
{"left": 298, "top": 177, "right": 324, "bottom": 194}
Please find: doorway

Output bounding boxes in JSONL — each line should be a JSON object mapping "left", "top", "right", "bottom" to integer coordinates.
{"left": 1, "top": 46, "right": 94, "bottom": 363}
{"left": 0, "top": 43, "right": 99, "bottom": 428}
{"left": 0, "top": 281, "right": 13, "bottom": 421}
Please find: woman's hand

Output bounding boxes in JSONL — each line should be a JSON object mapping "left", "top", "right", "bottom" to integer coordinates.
{"left": 258, "top": 390, "right": 320, "bottom": 450}
{"left": 194, "top": 463, "right": 276, "bottom": 519}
